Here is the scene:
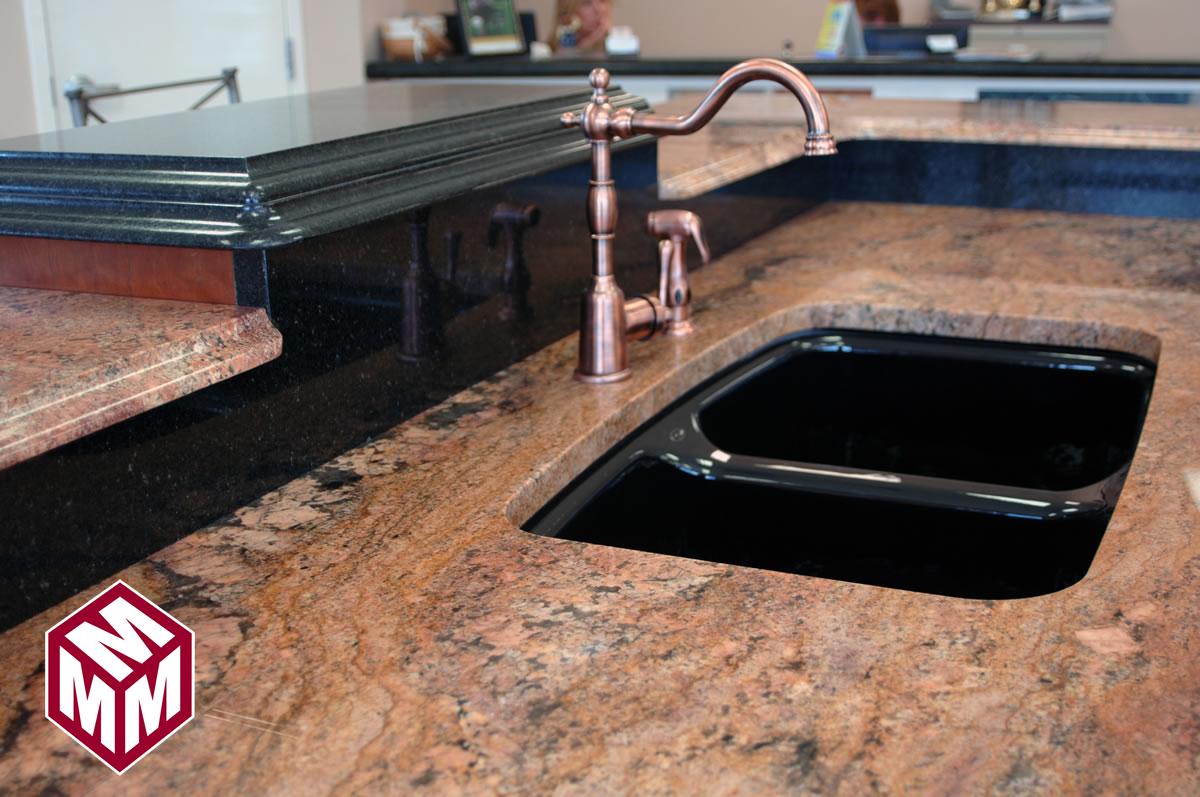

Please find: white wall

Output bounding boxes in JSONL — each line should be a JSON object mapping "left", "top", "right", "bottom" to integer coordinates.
{"left": 1105, "top": 0, "right": 1196, "bottom": 60}
{"left": 295, "top": 0, "right": 365, "bottom": 93}
{"left": 0, "top": 0, "right": 39, "bottom": 138}
{"left": 3, "top": 0, "right": 364, "bottom": 136}
{"left": 39, "top": 0, "right": 298, "bottom": 129}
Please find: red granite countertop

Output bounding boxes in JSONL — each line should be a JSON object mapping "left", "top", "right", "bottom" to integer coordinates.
{"left": 0, "top": 288, "right": 281, "bottom": 469}
{"left": 1, "top": 202, "right": 1197, "bottom": 793}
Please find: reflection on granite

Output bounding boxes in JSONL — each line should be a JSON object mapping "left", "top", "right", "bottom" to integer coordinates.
{"left": 0, "top": 288, "right": 280, "bottom": 470}
{"left": 2, "top": 202, "right": 1199, "bottom": 793}
{"left": 660, "top": 93, "right": 1200, "bottom": 198}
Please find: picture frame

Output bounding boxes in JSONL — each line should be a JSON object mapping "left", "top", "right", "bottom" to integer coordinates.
{"left": 455, "top": 0, "right": 526, "bottom": 57}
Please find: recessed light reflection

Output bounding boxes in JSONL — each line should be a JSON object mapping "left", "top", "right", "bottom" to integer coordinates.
{"left": 1051, "top": 353, "right": 1107, "bottom": 362}
{"left": 765, "top": 464, "right": 902, "bottom": 483}
{"left": 965, "top": 492, "right": 1052, "bottom": 508}
{"left": 1185, "top": 469, "right": 1200, "bottom": 510}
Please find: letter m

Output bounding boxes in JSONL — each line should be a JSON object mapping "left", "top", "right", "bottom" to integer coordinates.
{"left": 64, "top": 596, "right": 174, "bottom": 680}
{"left": 125, "top": 647, "right": 182, "bottom": 750}
{"left": 58, "top": 647, "right": 116, "bottom": 752}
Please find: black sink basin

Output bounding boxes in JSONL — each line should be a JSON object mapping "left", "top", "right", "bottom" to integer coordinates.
{"left": 699, "top": 332, "right": 1150, "bottom": 492}
{"left": 525, "top": 330, "right": 1156, "bottom": 599}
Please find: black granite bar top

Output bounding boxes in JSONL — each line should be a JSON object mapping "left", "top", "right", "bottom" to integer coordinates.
{"left": 0, "top": 82, "right": 649, "bottom": 249}
{"left": 367, "top": 56, "right": 1200, "bottom": 81}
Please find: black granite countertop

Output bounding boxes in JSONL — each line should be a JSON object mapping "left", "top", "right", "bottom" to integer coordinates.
{"left": 367, "top": 55, "right": 1200, "bottom": 81}
{"left": 0, "top": 82, "right": 649, "bottom": 248}
{"left": 2, "top": 83, "right": 592, "bottom": 159}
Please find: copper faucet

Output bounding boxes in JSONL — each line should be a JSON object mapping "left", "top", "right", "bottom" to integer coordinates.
{"left": 561, "top": 58, "right": 837, "bottom": 383}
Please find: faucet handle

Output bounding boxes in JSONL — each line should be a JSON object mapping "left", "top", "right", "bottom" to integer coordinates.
{"left": 647, "top": 210, "right": 707, "bottom": 336}
{"left": 647, "top": 209, "right": 709, "bottom": 264}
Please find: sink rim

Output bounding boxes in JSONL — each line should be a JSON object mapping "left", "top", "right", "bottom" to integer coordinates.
{"left": 525, "top": 327, "right": 1156, "bottom": 536}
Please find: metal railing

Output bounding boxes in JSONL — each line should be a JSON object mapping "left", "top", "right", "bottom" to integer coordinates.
{"left": 63, "top": 67, "right": 241, "bottom": 127}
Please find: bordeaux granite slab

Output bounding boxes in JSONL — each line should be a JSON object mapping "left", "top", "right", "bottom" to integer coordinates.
{"left": 1, "top": 202, "right": 1198, "bottom": 793}
{"left": 659, "top": 92, "right": 1200, "bottom": 199}
{"left": 0, "top": 288, "right": 282, "bottom": 470}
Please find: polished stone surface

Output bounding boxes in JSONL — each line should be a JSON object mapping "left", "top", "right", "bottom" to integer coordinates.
{"left": 0, "top": 83, "right": 650, "bottom": 248}
{"left": 660, "top": 93, "right": 1200, "bottom": 198}
{"left": 0, "top": 288, "right": 281, "bottom": 470}
{"left": 0, "top": 83, "right": 600, "bottom": 158}
{"left": 1, "top": 201, "right": 1198, "bottom": 793}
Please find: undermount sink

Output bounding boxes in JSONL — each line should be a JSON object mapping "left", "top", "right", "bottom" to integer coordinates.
{"left": 525, "top": 330, "right": 1156, "bottom": 599}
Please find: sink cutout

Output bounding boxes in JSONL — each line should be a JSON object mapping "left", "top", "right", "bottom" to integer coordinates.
{"left": 525, "top": 330, "right": 1156, "bottom": 599}
{"left": 698, "top": 332, "right": 1150, "bottom": 491}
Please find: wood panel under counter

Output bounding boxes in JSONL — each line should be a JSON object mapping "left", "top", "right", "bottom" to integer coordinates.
{"left": 0, "top": 236, "right": 239, "bottom": 304}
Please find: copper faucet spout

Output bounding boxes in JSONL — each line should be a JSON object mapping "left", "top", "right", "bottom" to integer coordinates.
{"left": 622, "top": 58, "right": 837, "bottom": 155}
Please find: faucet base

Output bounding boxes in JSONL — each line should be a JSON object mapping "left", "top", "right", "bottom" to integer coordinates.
{"left": 574, "top": 367, "right": 631, "bottom": 384}
{"left": 576, "top": 274, "right": 630, "bottom": 383}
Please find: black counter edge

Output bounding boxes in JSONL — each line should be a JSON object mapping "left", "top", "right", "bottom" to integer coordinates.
{"left": 367, "top": 58, "right": 1200, "bottom": 81}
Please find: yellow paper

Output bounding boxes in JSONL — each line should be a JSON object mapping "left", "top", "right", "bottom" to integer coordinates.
{"left": 815, "top": 0, "right": 852, "bottom": 57}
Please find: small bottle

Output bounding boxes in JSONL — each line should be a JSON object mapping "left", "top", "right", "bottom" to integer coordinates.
{"left": 555, "top": 17, "right": 581, "bottom": 51}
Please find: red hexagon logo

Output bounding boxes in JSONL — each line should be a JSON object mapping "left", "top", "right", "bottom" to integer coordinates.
{"left": 45, "top": 580, "right": 194, "bottom": 774}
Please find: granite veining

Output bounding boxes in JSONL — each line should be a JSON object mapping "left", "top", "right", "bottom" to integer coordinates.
{"left": 660, "top": 93, "right": 1200, "bottom": 198}
{"left": 1, "top": 202, "right": 1198, "bottom": 793}
{"left": 0, "top": 288, "right": 282, "bottom": 470}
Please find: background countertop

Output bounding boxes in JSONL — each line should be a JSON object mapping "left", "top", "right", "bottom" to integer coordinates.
{"left": 367, "top": 55, "right": 1200, "bottom": 81}
{"left": 657, "top": 92, "right": 1200, "bottom": 198}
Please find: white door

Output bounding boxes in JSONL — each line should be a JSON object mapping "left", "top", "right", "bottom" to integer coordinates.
{"left": 35, "top": 0, "right": 297, "bottom": 130}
